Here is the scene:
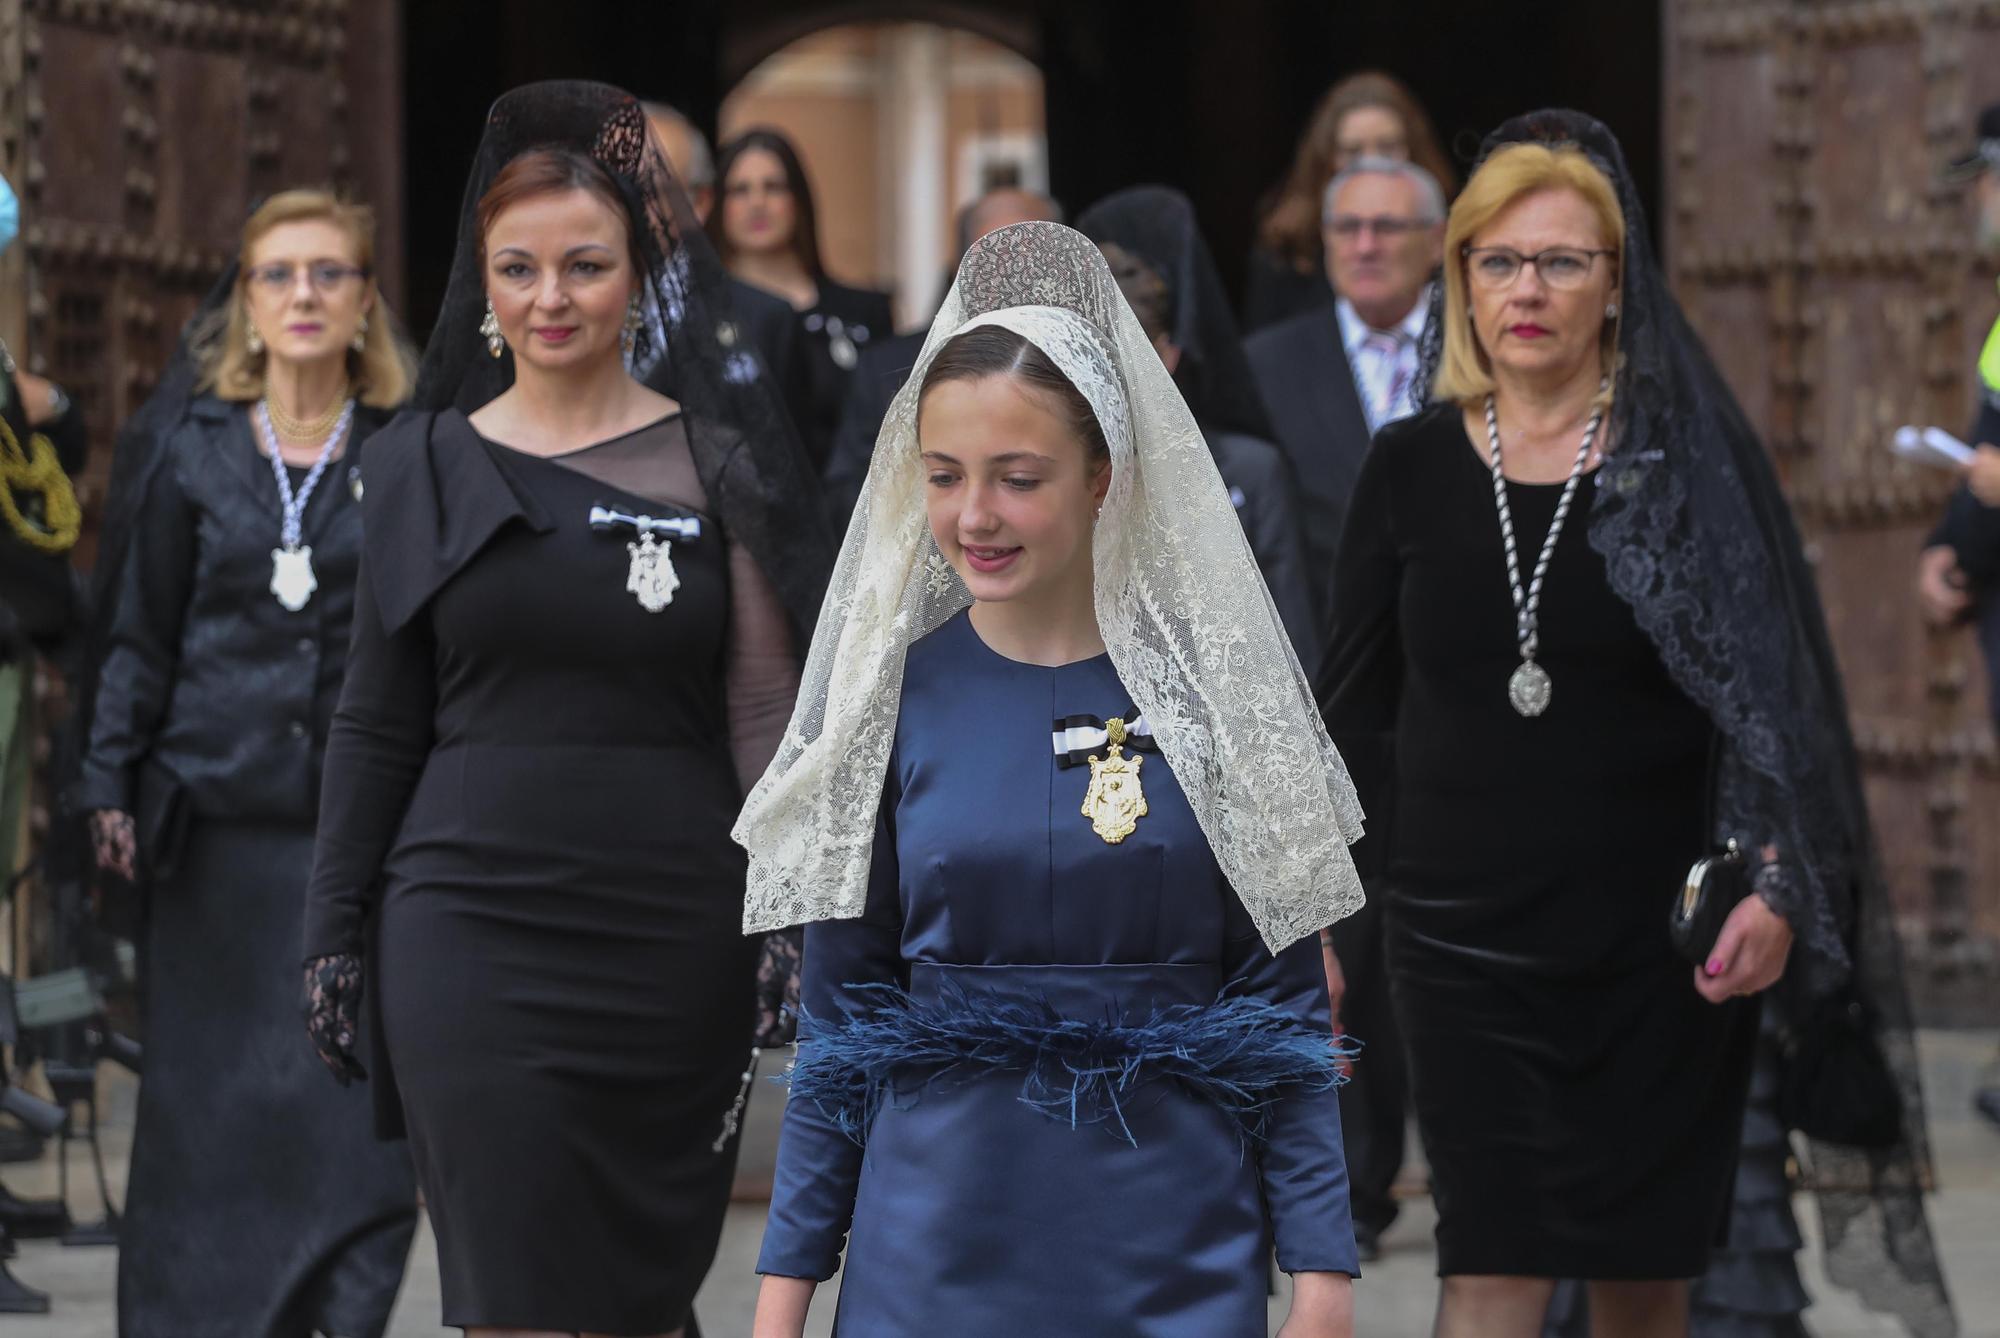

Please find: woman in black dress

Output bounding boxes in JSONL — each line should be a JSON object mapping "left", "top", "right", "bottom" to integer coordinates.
{"left": 709, "top": 127, "right": 895, "bottom": 467}
{"left": 301, "top": 82, "right": 828, "bottom": 1338}
{"left": 1319, "top": 111, "right": 1951, "bottom": 1338}
{"left": 77, "top": 189, "right": 418, "bottom": 1338}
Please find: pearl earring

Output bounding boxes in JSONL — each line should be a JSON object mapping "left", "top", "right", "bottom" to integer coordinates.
{"left": 352, "top": 316, "right": 369, "bottom": 354}
{"left": 1604, "top": 302, "right": 1619, "bottom": 321}
{"left": 245, "top": 313, "right": 263, "bottom": 357}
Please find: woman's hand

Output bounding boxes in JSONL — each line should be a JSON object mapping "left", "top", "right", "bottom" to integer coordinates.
{"left": 751, "top": 1275, "right": 816, "bottom": 1338}
{"left": 90, "top": 810, "right": 137, "bottom": 881}
{"left": 302, "top": 953, "right": 368, "bottom": 1085}
{"left": 753, "top": 927, "right": 803, "bottom": 1048}
{"left": 1967, "top": 444, "right": 2000, "bottom": 507}
{"left": 1278, "top": 1271, "right": 1354, "bottom": 1338}
{"left": 1694, "top": 893, "right": 1793, "bottom": 1004}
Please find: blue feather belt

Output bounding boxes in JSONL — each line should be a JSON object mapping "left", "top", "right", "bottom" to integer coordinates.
{"left": 785, "top": 974, "right": 1353, "bottom": 1149}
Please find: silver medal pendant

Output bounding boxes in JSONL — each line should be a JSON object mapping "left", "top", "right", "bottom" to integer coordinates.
{"left": 270, "top": 545, "right": 318, "bottom": 612}
{"left": 1509, "top": 659, "right": 1552, "bottom": 717}
{"left": 625, "top": 531, "right": 680, "bottom": 613}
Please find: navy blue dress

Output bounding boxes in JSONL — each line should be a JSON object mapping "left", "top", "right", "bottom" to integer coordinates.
{"left": 757, "top": 611, "right": 1356, "bottom": 1336}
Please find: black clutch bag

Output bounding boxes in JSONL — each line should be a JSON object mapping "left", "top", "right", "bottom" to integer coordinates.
{"left": 1670, "top": 838, "right": 1750, "bottom": 965}
{"left": 1669, "top": 733, "right": 1751, "bottom": 965}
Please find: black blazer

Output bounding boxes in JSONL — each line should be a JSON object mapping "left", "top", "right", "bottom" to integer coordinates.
{"left": 824, "top": 327, "right": 926, "bottom": 529}
{"left": 812, "top": 279, "right": 895, "bottom": 347}
{"left": 77, "top": 396, "right": 384, "bottom": 835}
{"left": 726, "top": 276, "right": 814, "bottom": 451}
{"left": 1205, "top": 426, "right": 1322, "bottom": 676}
{"left": 1242, "top": 245, "right": 1335, "bottom": 334}
{"left": 1244, "top": 305, "right": 1373, "bottom": 632}
{"left": 748, "top": 277, "right": 896, "bottom": 471}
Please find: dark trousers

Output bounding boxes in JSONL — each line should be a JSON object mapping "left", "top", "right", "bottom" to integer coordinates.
{"left": 1330, "top": 879, "right": 1407, "bottom": 1236}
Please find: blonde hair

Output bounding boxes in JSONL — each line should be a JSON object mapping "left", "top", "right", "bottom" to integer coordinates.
{"left": 199, "top": 189, "right": 413, "bottom": 408}
{"left": 1433, "top": 142, "right": 1625, "bottom": 409}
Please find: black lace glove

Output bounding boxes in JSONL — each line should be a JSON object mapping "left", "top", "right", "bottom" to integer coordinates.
{"left": 303, "top": 953, "right": 367, "bottom": 1086}
{"left": 752, "top": 927, "right": 802, "bottom": 1048}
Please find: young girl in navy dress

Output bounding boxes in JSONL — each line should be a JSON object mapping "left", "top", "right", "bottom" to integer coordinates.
{"left": 737, "top": 221, "right": 1367, "bottom": 1338}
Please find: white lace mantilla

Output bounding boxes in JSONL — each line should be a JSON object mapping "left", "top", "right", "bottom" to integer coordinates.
{"left": 733, "top": 222, "right": 1365, "bottom": 952}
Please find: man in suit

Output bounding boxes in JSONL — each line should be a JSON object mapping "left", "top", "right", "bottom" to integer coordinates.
{"left": 1247, "top": 155, "right": 1442, "bottom": 1264}
{"left": 822, "top": 186, "right": 1064, "bottom": 528}
{"left": 1245, "top": 156, "right": 1443, "bottom": 630}
{"left": 642, "top": 102, "right": 814, "bottom": 441}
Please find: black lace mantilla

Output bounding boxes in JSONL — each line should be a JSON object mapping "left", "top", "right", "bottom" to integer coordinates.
{"left": 414, "top": 80, "right": 833, "bottom": 638}
{"left": 1075, "top": 185, "right": 1275, "bottom": 440}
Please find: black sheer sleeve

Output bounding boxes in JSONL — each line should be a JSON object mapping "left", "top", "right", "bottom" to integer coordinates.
{"left": 1315, "top": 443, "right": 1403, "bottom": 880}
{"left": 302, "top": 558, "right": 436, "bottom": 960}
{"left": 74, "top": 446, "right": 195, "bottom": 814}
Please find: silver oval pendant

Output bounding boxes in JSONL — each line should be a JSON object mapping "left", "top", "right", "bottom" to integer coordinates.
{"left": 1508, "top": 659, "right": 1552, "bottom": 717}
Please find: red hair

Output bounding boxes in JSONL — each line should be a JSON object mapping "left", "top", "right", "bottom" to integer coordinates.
{"left": 476, "top": 147, "right": 634, "bottom": 264}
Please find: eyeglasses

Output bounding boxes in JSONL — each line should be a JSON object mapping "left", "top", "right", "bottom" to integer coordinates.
{"left": 1325, "top": 215, "right": 1432, "bottom": 241}
{"left": 247, "top": 262, "right": 368, "bottom": 293}
{"left": 1462, "top": 246, "right": 1616, "bottom": 291}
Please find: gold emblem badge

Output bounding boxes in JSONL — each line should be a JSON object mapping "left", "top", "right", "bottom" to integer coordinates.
{"left": 1082, "top": 716, "right": 1148, "bottom": 845}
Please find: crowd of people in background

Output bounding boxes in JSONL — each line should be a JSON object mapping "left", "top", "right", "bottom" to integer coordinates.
{"left": 0, "top": 68, "right": 1981, "bottom": 1338}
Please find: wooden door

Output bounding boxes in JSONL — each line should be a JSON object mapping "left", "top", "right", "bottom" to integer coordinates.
{"left": 0, "top": 0, "right": 403, "bottom": 524}
{"left": 1666, "top": 0, "right": 2000, "bottom": 1017}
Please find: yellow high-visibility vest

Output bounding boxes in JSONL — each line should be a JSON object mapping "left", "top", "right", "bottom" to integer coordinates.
{"left": 1982, "top": 280, "right": 2000, "bottom": 398}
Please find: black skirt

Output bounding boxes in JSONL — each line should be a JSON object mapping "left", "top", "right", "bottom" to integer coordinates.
{"left": 118, "top": 819, "right": 416, "bottom": 1338}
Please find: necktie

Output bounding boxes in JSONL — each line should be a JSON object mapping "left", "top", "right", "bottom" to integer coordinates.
{"left": 1362, "top": 331, "right": 1411, "bottom": 431}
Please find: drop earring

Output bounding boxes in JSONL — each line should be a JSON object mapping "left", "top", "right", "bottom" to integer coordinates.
{"left": 245, "top": 312, "right": 263, "bottom": 357}
{"left": 622, "top": 296, "right": 643, "bottom": 358}
{"left": 480, "top": 300, "right": 504, "bottom": 359}
{"left": 352, "top": 316, "right": 369, "bottom": 354}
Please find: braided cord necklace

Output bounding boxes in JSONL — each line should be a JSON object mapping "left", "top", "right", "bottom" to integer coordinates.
{"left": 1483, "top": 393, "right": 1604, "bottom": 718}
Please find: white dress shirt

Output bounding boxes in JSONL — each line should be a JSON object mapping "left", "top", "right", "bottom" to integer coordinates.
{"left": 1336, "top": 290, "right": 1431, "bottom": 435}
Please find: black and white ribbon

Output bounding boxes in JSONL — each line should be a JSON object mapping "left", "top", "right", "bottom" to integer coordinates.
{"left": 1052, "top": 710, "right": 1158, "bottom": 770}
{"left": 587, "top": 504, "right": 703, "bottom": 542}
